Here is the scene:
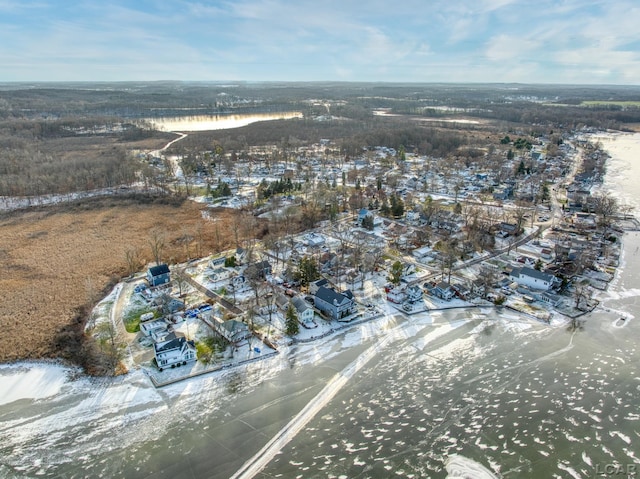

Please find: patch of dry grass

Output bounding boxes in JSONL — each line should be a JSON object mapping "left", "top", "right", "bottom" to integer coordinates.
{"left": 0, "top": 195, "right": 244, "bottom": 364}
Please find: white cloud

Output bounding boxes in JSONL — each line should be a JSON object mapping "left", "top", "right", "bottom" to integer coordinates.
{"left": 484, "top": 34, "right": 539, "bottom": 62}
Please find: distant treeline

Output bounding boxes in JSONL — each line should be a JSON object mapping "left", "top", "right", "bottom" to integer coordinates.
{"left": 0, "top": 116, "right": 171, "bottom": 197}
{"left": 2, "top": 82, "right": 640, "bottom": 126}
{"left": 0, "top": 145, "right": 139, "bottom": 197}
{"left": 174, "top": 117, "right": 469, "bottom": 158}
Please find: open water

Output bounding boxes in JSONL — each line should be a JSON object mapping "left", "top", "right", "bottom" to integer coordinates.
{"left": 1, "top": 134, "right": 639, "bottom": 478}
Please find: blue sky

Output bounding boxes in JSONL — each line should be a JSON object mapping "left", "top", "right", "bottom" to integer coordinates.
{"left": 1, "top": 0, "right": 638, "bottom": 84}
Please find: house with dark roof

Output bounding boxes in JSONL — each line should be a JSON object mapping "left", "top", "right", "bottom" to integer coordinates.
{"left": 498, "top": 222, "right": 519, "bottom": 237}
{"left": 154, "top": 332, "right": 196, "bottom": 371}
{"left": 425, "top": 281, "right": 455, "bottom": 301}
{"left": 211, "top": 319, "right": 252, "bottom": 345}
{"left": 313, "top": 286, "right": 355, "bottom": 320}
{"left": 147, "top": 263, "right": 170, "bottom": 287}
{"left": 246, "top": 260, "right": 273, "bottom": 279}
{"left": 309, "top": 278, "right": 329, "bottom": 295}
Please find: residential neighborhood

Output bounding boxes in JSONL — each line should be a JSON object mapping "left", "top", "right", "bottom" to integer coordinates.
{"left": 97, "top": 130, "right": 632, "bottom": 386}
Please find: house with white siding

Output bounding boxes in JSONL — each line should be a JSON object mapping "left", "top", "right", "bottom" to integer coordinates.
{"left": 509, "top": 267, "right": 556, "bottom": 291}
{"left": 154, "top": 332, "right": 196, "bottom": 371}
{"left": 292, "top": 296, "right": 316, "bottom": 328}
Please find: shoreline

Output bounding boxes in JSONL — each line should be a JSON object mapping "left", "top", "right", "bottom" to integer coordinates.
{"left": 1, "top": 130, "right": 639, "bottom": 381}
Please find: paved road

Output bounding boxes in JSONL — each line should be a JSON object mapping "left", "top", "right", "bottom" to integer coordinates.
{"left": 185, "top": 275, "right": 244, "bottom": 315}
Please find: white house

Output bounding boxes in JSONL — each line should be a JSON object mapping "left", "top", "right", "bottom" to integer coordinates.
{"left": 509, "top": 267, "right": 556, "bottom": 291}
{"left": 154, "top": 332, "right": 196, "bottom": 371}
{"left": 209, "top": 255, "right": 227, "bottom": 269}
{"left": 212, "top": 319, "right": 252, "bottom": 345}
{"left": 208, "top": 267, "right": 231, "bottom": 282}
{"left": 140, "top": 318, "right": 170, "bottom": 338}
{"left": 292, "top": 296, "right": 316, "bottom": 328}
{"left": 387, "top": 287, "right": 405, "bottom": 304}
{"left": 425, "top": 281, "right": 455, "bottom": 301}
{"left": 413, "top": 246, "right": 433, "bottom": 261}
{"left": 228, "top": 275, "right": 250, "bottom": 292}
{"left": 405, "top": 285, "right": 423, "bottom": 302}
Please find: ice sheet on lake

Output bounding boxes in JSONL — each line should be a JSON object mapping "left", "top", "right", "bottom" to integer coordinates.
{"left": 0, "top": 363, "right": 71, "bottom": 406}
{"left": 445, "top": 454, "right": 498, "bottom": 479}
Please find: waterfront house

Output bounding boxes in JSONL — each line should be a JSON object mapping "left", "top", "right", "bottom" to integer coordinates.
{"left": 405, "top": 284, "right": 423, "bottom": 302}
{"left": 212, "top": 319, "right": 252, "bottom": 345}
{"left": 292, "top": 297, "right": 316, "bottom": 327}
{"left": 509, "top": 266, "right": 556, "bottom": 291}
{"left": 387, "top": 287, "right": 405, "bottom": 304}
{"left": 471, "top": 279, "right": 486, "bottom": 297}
{"left": 425, "top": 281, "right": 455, "bottom": 301}
{"left": 140, "top": 318, "right": 170, "bottom": 338}
{"left": 154, "top": 332, "right": 196, "bottom": 371}
{"left": 314, "top": 286, "right": 356, "bottom": 320}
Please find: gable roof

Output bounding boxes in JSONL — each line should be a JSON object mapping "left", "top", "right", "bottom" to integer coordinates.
{"left": 154, "top": 332, "right": 189, "bottom": 353}
{"left": 311, "top": 278, "right": 329, "bottom": 288}
{"left": 515, "top": 266, "right": 554, "bottom": 282}
{"left": 292, "top": 296, "right": 312, "bottom": 313}
{"left": 315, "top": 286, "right": 352, "bottom": 306}
{"left": 149, "top": 264, "right": 170, "bottom": 276}
{"left": 221, "top": 319, "right": 249, "bottom": 334}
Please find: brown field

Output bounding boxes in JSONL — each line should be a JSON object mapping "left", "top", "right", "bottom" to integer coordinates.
{"left": 0, "top": 195, "right": 252, "bottom": 365}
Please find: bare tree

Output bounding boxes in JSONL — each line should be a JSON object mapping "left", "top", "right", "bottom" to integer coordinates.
{"left": 591, "top": 192, "right": 618, "bottom": 229}
{"left": 573, "top": 280, "right": 593, "bottom": 311}
{"left": 125, "top": 247, "right": 142, "bottom": 277}
{"left": 94, "top": 321, "right": 123, "bottom": 375}
{"left": 148, "top": 228, "right": 166, "bottom": 266}
{"left": 172, "top": 265, "right": 189, "bottom": 300}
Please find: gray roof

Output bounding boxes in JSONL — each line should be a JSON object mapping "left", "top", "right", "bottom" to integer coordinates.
{"left": 515, "top": 266, "right": 554, "bottom": 282}
{"left": 315, "top": 286, "right": 352, "bottom": 306}
{"left": 292, "top": 296, "right": 311, "bottom": 314}
{"left": 154, "top": 332, "right": 193, "bottom": 353}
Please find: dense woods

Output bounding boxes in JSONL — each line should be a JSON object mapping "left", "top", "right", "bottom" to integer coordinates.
{"left": 1, "top": 82, "right": 639, "bottom": 200}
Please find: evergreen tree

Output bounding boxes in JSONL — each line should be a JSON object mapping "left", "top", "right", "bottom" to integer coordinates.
{"left": 380, "top": 198, "right": 391, "bottom": 216}
{"left": 362, "top": 214, "right": 375, "bottom": 231}
{"left": 389, "top": 261, "right": 404, "bottom": 285}
{"left": 397, "top": 145, "right": 406, "bottom": 162}
{"left": 391, "top": 195, "right": 405, "bottom": 217}
{"left": 295, "top": 256, "right": 320, "bottom": 286}
{"left": 286, "top": 302, "right": 299, "bottom": 336}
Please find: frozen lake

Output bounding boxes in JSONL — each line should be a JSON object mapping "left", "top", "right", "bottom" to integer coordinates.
{"left": 145, "top": 111, "right": 302, "bottom": 132}
{"left": 1, "top": 134, "right": 640, "bottom": 478}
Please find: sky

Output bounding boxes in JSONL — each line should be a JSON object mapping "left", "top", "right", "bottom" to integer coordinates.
{"left": 0, "top": 0, "right": 639, "bottom": 84}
